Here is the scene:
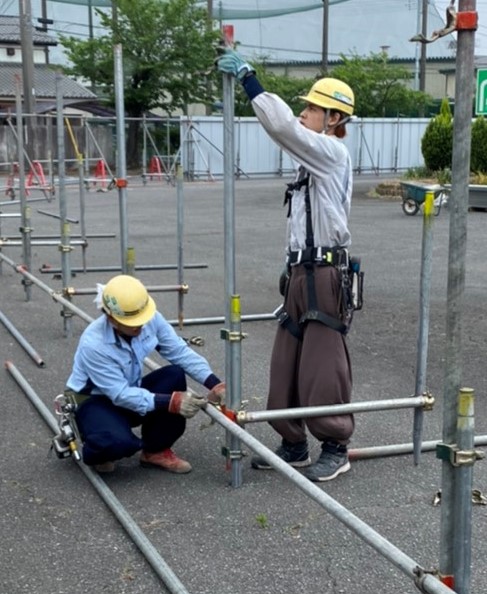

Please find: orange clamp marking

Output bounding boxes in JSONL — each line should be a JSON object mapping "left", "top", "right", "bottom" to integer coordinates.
{"left": 115, "top": 178, "right": 128, "bottom": 188}
{"left": 456, "top": 11, "right": 478, "bottom": 30}
{"left": 220, "top": 405, "right": 237, "bottom": 423}
{"left": 440, "top": 575, "right": 455, "bottom": 589}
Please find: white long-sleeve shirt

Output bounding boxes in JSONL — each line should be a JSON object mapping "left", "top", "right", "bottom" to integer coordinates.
{"left": 252, "top": 92, "right": 353, "bottom": 250}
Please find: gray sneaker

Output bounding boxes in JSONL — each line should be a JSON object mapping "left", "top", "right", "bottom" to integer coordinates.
{"left": 303, "top": 444, "right": 350, "bottom": 482}
{"left": 251, "top": 439, "right": 311, "bottom": 469}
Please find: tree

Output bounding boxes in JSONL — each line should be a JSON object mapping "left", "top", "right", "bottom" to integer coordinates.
{"left": 420, "top": 98, "right": 453, "bottom": 172}
{"left": 331, "top": 52, "right": 432, "bottom": 117}
{"left": 470, "top": 116, "right": 487, "bottom": 173}
{"left": 60, "top": 0, "right": 220, "bottom": 166}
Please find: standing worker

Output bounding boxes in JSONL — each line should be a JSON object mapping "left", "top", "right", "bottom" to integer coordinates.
{"left": 217, "top": 49, "right": 359, "bottom": 482}
{"left": 64, "top": 275, "right": 225, "bottom": 474}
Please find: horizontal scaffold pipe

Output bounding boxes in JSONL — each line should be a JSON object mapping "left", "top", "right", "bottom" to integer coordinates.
{"left": 204, "top": 404, "right": 457, "bottom": 594}
{"left": 167, "top": 313, "right": 276, "bottom": 326}
{"left": 2, "top": 233, "right": 116, "bottom": 240}
{"left": 4, "top": 361, "right": 190, "bottom": 594}
{"left": 39, "top": 263, "right": 208, "bottom": 274}
{"left": 0, "top": 310, "right": 45, "bottom": 367}
{"left": 236, "top": 395, "right": 434, "bottom": 424}
{"left": 0, "top": 239, "right": 87, "bottom": 247}
{"left": 0, "top": 197, "right": 50, "bottom": 207}
{"left": 348, "top": 436, "right": 487, "bottom": 461}
{"left": 65, "top": 284, "right": 188, "bottom": 296}
{"left": 0, "top": 252, "right": 93, "bottom": 325}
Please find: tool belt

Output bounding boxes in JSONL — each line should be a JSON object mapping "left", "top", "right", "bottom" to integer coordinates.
{"left": 288, "top": 246, "right": 347, "bottom": 267}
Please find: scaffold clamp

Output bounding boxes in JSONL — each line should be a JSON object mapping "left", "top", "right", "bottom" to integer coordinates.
{"left": 436, "top": 442, "right": 485, "bottom": 467}
{"left": 413, "top": 566, "right": 441, "bottom": 594}
{"left": 409, "top": 1, "right": 477, "bottom": 44}
{"left": 220, "top": 328, "right": 248, "bottom": 342}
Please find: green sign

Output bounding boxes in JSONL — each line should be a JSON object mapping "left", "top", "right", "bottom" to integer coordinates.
{"left": 476, "top": 69, "right": 487, "bottom": 115}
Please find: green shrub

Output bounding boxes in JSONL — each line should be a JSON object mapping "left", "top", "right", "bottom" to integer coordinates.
{"left": 421, "top": 98, "right": 453, "bottom": 171}
{"left": 470, "top": 116, "right": 487, "bottom": 173}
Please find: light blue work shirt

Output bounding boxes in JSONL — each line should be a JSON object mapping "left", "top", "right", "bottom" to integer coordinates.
{"left": 66, "top": 312, "right": 214, "bottom": 415}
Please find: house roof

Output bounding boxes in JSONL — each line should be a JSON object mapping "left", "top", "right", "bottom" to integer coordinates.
{"left": 226, "top": 0, "right": 456, "bottom": 64}
{"left": 0, "top": 63, "right": 96, "bottom": 107}
{"left": 0, "top": 15, "right": 57, "bottom": 46}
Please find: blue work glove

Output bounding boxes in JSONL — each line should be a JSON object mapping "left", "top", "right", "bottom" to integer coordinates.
{"left": 217, "top": 48, "right": 255, "bottom": 81}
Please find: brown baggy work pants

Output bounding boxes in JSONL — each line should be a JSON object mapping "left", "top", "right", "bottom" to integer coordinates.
{"left": 267, "top": 264, "right": 354, "bottom": 445}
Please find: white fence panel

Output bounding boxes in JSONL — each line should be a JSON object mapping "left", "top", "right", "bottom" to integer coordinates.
{"left": 180, "top": 116, "right": 430, "bottom": 178}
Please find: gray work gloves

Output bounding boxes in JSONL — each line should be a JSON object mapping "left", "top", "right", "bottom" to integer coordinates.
{"left": 216, "top": 48, "right": 255, "bottom": 81}
{"left": 169, "top": 389, "right": 206, "bottom": 418}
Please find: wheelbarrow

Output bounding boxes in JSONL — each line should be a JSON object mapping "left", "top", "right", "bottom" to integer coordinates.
{"left": 399, "top": 181, "right": 448, "bottom": 216}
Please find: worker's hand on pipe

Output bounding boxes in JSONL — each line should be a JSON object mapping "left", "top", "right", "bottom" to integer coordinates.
{"left": 208, "top": 382, "right": 226, "bottom": 407}
{"left": 216, "top": 48, "right": 255, "bottom": 81}
{"left": 169, "top": 389, "right": 206, "bottom": 418}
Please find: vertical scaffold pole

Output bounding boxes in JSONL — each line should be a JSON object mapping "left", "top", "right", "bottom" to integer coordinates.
{"left": 439, "top": 1, "right": 477, "bottom": 590}
{"left": 56, "top": 73, "right": 72, "bottom": 337}
{"left": 222, "top": 25, "right": 243, "bottom": 488}
{"left": 412, "top": 189, "right": 435, "bottom": 464}
{"left": 176, "top": 164, "right": 184, "bottom": 328}
{"left": 453, "top": 388, "right": 476, "bottom": 594}
{"left": 15, "top": 75, "right": 32, "bottom": 301}
{"left": 114, "top": 44, "right": 130, "bottom": 274}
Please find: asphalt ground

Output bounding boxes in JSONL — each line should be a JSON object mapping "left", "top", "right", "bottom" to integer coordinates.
{"left": 0, "top": 174, "right": 486, "bottom": 594}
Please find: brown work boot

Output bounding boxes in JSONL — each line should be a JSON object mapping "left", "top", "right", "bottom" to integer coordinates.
{"left": 140, "top": 448, "right": 192, "bottom": 474}
{"left": 94, "top": 461, "right": 116, "bottom": 473}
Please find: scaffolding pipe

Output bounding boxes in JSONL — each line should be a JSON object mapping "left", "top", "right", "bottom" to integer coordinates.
{"left": 37, "top": 209, "right": 79, "bottom": 224}
{"left": 0, "top": 310, "right": 45, "bottom": 367}
{"left": 176, "top": 165, "right": 184, "bottom": 328}
{"left": 439, "top": 1, "right": 476, "bottom": 589}
{"left": 413, "top": 189, "right": 435, "bottom": 464}
{"left": 204, "top": 404, "right": 457, "bottom": 594}
{"left": 237, "top": 395, "right": 433, "bottom": 424}
{"left": 0, "top": 239, "right": 87, "bottom": 247}
{"left": 348, "top": 435, "right": 487, "bottom": 461}
{"left": 0, "top": 196, "right": 50, "bottom": 207}
{"left": 39, "top": 263, "right": 208, "bottom": 274}
{"left": 222, "top": 61, "right": 243, "bottom": 488}
{"left": 64, "top": 284, "right": 188, "bottom": 296}
{"left": 452, "top": 388, "right": 476, "bottom": 593}
{"left": 56, "top": 73, "right": 73, "bottom": 337}
{"left": 4, "top": 361, "right": 190, "bottom": 594}
{"left": 15, "top": 75, "right": 31, "bottom": 301}
{"left": 166, "top": 312, "right": 276, "bottom": 326}
{"left": 114, "top": 44, "right": 129, "bottom": 273}
{"left": 2, "top": 233, "right": 115, "bottom": 240}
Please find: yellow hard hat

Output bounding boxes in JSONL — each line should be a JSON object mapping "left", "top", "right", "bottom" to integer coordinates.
{"left": 102, "top": 275, "right": 156, "bottom": 327}
{"left": 300, "top": 78, "right": 354, "bottom": 116}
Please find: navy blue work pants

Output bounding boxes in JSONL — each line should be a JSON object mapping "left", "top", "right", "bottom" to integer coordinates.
{"left": 75, "top": 365, "right": 187, "bottom": 466}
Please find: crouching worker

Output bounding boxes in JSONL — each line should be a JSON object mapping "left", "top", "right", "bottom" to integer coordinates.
{"left": 64, "top": 274, "right": 225, "bottom": 474}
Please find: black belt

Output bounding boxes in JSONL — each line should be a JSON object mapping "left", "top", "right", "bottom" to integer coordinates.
{"left": 288, "top": 246, "right": 347, "bottom": 267}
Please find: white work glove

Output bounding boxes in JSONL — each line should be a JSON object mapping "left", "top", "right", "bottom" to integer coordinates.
{"left": 216, "top": 48, "right": 255, "bottom": 81}
{"left": 169, "top": 389, "right": 206, "bottom": 418}
{"left": 208, "top": 382, "right": 226, "bottom": 407}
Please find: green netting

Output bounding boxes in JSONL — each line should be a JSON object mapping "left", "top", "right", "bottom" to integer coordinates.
{"left": 49, "top": 0, "right": 351, "bottom": 19}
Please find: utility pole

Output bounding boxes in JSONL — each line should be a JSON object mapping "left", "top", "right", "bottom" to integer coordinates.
{"left": 420, "top": 0, "right": 428, "bottom": 93}
{"left": 321, "top": 0, "right": 329, "bottom": 75}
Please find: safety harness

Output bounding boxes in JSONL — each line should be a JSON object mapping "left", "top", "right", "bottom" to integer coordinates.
{"left": 277, "top": 171, "right": 359, "bottom": 340}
